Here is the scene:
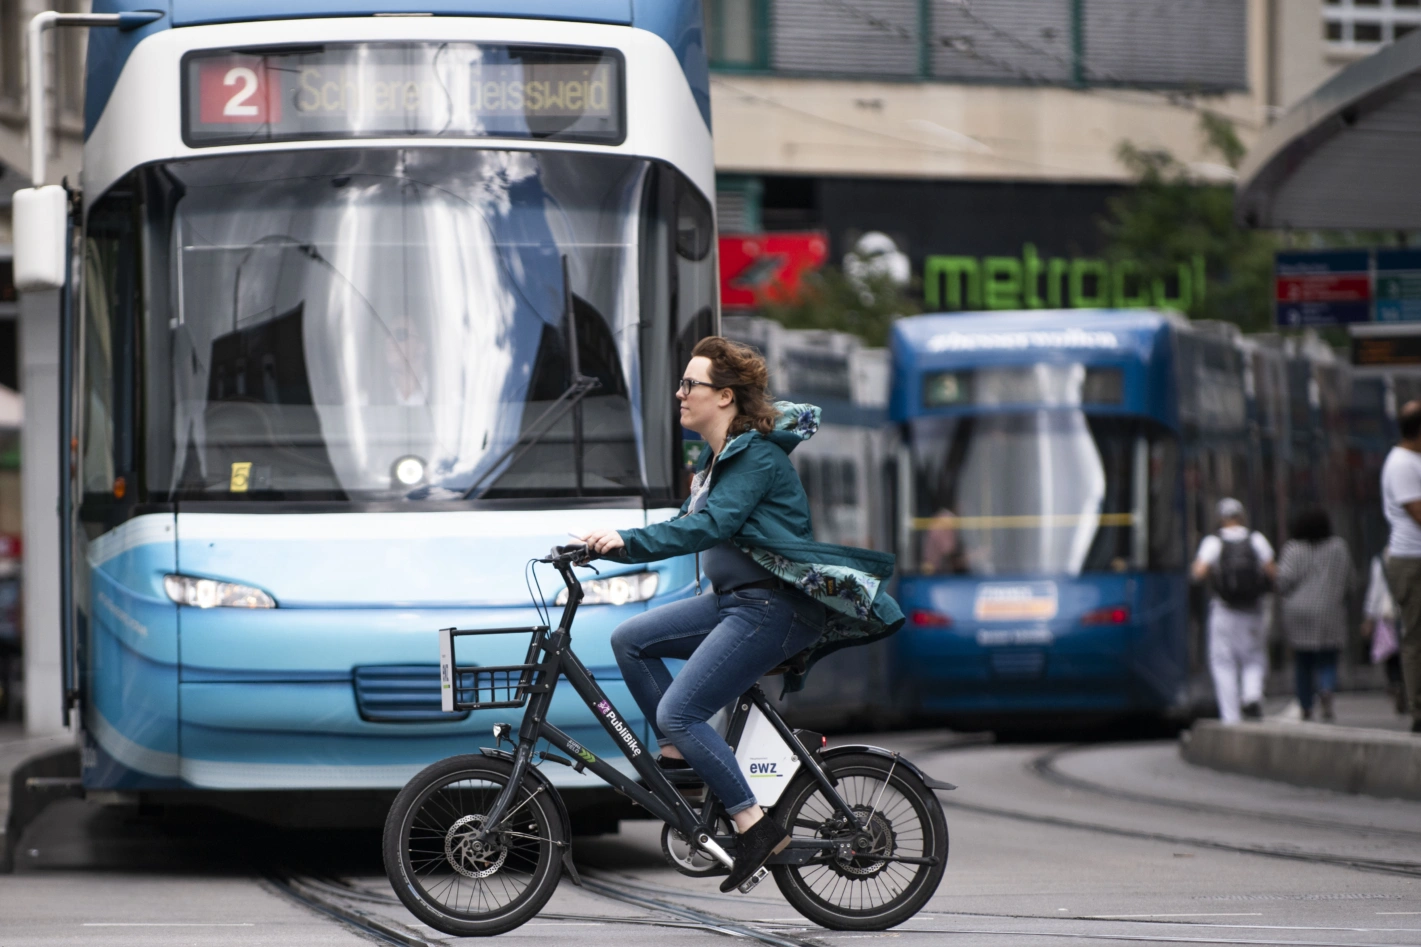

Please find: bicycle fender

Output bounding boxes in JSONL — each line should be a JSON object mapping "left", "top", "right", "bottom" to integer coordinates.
{"left": 820, "top": 745, "right": 957, "bottom": 791}
{"left": 477, "top": 746, "right": 578, "bottom": 873}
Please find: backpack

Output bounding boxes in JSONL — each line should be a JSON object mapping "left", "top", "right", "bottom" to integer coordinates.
{"left": 1214, "top": 534, "right": 1267, "bottom": 607}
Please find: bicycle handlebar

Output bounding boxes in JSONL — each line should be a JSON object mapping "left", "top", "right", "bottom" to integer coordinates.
{"left": 544, "top": 543, "right": 592, "bottom": 566}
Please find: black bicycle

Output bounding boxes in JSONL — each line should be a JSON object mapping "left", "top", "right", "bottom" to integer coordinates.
{"left": 382, "top": 545, "right": 953, "bottom": 936}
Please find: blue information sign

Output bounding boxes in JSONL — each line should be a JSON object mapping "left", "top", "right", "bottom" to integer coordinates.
{"left": 1376, "top": 249, "right": 1421, "bottom": 322}
{"left": 1275, "top": 250, "right": 1372, "bottom": 327}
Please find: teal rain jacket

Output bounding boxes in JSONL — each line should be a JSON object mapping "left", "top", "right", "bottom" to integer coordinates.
{"left": 614, "top": 403, "right": 905, "bottom": 691}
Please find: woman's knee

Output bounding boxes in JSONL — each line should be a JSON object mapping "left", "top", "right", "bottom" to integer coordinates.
{"left": 655, "top": 697, "right": 704, "bottom": 738}
{"left": 610, "top": 616, "right": 651, "bottom": 661}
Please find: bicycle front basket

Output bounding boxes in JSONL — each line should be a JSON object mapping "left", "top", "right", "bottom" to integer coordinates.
{"left": 437, "top": 625, "right": 549, "bottom": 712}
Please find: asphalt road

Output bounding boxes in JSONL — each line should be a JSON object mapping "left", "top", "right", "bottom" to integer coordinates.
{"left": 3, "top": 731, "right": 1419, "bottom": 947}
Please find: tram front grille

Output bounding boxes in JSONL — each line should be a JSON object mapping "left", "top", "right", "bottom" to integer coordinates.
{"left": 354, "top": 665, "right": 471, "bottom": 722}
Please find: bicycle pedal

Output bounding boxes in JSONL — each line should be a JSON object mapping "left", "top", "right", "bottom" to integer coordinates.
{"left": 737, "top": 867, "right": 769, "bottom": 894}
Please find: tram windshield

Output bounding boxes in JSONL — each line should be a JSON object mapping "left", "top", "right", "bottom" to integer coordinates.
{"left": 908, "top": 403, "right": 1149, "bottom": 577}
{"left": 82, "top": 148, "right": 715, "bottom": 504}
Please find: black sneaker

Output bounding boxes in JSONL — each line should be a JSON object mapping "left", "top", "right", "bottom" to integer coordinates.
{"left": 1241, "top": 702, "right": 1263, "bottom": 721}
{"left": 720, "top": 816, "right": 790, "bottom": 893}
{"left": 657, "top": 754, "right": 692, "bottom": 770}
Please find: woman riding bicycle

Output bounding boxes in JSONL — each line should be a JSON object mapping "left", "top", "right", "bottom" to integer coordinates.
{"left": 581, "top": 336, "right": 903, "bottom": 893}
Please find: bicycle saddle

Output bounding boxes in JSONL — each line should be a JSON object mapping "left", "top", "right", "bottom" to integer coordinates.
{"left": 764, "top": 649, "right": 811, "bottom": 677}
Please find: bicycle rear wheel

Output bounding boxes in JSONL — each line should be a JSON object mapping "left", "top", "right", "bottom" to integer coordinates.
{"left": 383, "top": 754, "right": 563, "bottom": 936}
{"left": 772, "top": 752, "right": 948, "bottom": 930}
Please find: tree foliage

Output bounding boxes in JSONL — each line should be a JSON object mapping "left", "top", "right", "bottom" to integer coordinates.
{"left": 1101, "top": 113, "right": 1277, "bottom": 333}
{"left": 758, "top": 266, "right": 920, "bottom": 347}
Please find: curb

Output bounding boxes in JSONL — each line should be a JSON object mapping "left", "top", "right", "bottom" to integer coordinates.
{"left": 1, "top": 745, "right": 81, "bottom": 872}
{"left": 1180, "top": 719, "right": 1421, "bottom": 801}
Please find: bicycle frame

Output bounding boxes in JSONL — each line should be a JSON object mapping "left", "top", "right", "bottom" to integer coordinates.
{"left": 459, "top": 554, "right": 869, "bottom": 866}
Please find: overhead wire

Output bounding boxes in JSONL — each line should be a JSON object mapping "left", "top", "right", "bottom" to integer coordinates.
{"left": 793, "top": 0, "right": 1264, "bottom": 127}
{"left": 711, "top": 0, "right": 1264, "bottom": 174}
{"left": 710, "top": 76, "right": 1107, "bottom": 178}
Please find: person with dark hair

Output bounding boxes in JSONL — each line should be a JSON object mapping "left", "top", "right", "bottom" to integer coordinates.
{"left": 1276, "top": 507, "right": 1355, "bottom": 722}
{"left": 580, "top": 336, "right": 904, "bottom": 892}
{"left": 1381, "top": 399, "right": 1421, "bottom": 733}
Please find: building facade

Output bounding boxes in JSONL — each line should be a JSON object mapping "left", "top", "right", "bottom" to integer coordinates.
{"left": 706, "top": 0, "right": 1402, "bottom": 311}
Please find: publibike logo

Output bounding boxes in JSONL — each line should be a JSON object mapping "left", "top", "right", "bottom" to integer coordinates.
{"left": 594, "top": 700, "right": 641, "bottom": 758}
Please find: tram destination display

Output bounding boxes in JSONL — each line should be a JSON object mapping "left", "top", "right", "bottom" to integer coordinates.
{"left": 184, "top": 43, "right": 624, "bottom": 146}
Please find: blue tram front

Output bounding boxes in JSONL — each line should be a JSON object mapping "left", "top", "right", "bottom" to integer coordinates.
{"left": 888, "top": 312, "right": 1192, "bottom": 723}
{"left": 60, "top": 1, "right": 717, "bottom": 817}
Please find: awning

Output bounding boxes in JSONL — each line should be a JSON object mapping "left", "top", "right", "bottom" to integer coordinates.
{"left": 1236, "top": 31, "right": 1421, "bottom": 230}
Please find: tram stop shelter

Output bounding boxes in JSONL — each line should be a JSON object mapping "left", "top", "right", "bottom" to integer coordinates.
{"left": 1236, "top": 30, "right": 1421, "bottom": 231}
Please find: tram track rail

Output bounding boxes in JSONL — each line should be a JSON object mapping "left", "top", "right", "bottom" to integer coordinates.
{"left": 927, "top": 743, "right": 1421, "bottom": 881}
{"left": 268, "top": 868, "right": 824, "bottom": 946}
{"left": 264, "top": 739, "right": 1420, "bottom": 946}
{"left": 268, "top": 861, "right": 1419, "bottom": 947}
{"left": 1030, "top": 744, "right": 1421, "bottom": 843}
{"left": 265, "top": 872, "right": 444, "bottom": 947}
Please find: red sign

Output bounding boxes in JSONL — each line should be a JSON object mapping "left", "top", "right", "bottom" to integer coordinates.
{"left": 1275, "top": 274, "right": 1370, "bottom": 304}
{"left": 719, "top": 233, "right": 829, "bottom": 309}
{"left": 198, "top": 58, "right": 282, "bottom": 125}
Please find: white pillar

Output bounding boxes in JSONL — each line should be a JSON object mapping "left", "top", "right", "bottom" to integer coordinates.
{"left": 20, "top": 287, "right": 62, "bottom": 735}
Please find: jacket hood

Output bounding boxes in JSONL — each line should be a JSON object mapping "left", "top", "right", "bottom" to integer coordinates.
{"left": 766, "top": 402, "right": 821, "bottom": 453}
{"left": 719, "top": 402, "right": 821, "bottom": 463}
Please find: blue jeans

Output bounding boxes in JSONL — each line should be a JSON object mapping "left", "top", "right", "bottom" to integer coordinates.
{"left": 1294, "top": 648, "right": 1338, "bottom": 715}
{"left": 610, "top": 588, "right": 824, "bottom": 815}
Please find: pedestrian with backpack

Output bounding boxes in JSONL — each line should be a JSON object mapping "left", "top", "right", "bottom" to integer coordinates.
{"left": 1191, "top": 498, "right": 1277, "bottom": 723}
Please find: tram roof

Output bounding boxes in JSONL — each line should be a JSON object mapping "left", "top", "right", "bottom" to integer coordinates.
{"left": 86, "top": 0, "right": 709, "bottom": 136}
{"left": 892, "top": 309, "right": 1183, "bottom": 368}
{"left": 1235, "top": 29, "right": 1421, "bottom": 229}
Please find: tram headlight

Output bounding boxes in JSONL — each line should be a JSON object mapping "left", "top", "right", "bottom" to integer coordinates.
{"left": 556, "top": 571, "right": 659, "bottom": 607}
{"left": 392, "top": 455, "right": 426, "bottom": 487}
{"left": 164, "top": 574, "right": 277, "bottom": 609}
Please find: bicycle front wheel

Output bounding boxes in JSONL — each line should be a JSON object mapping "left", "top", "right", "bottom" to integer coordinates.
{"left": 772, "top": 752, "right": 948, "bottom": 930}
{"left": 383, "top": 754, "right": 564, "bottom": 936}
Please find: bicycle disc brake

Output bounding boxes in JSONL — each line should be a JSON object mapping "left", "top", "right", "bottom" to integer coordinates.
{"left": 445, "top": 814, "right": 509, "bottom": 879}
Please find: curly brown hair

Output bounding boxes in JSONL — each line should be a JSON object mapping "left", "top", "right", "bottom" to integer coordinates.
{"left": 691, "top": 336, "right": 777, "bottom": 436}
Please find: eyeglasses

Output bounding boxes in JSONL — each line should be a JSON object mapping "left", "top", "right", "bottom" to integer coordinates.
{"left": 678, "top": 378, "right": 722, "bottom": 395}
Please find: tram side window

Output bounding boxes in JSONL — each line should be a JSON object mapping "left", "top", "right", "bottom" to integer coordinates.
{"left": 81, "top": 188, "right": 140, "bottom": 510}
{"left": 658, "top": 167, "right": 716, "bottom": 499}
{"left": 1148, "top": 433, "right": 1184, "bottom": 571}
{"left": 1079, "top": 418, "right": 1136, "bottom": 573}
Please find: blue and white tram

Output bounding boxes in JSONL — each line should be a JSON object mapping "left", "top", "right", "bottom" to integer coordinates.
{"left": 67, "top": 1, "right": 715, "bottom": 821}
{"left": 889, "top": 311, "right": 1195, "bottom": 724}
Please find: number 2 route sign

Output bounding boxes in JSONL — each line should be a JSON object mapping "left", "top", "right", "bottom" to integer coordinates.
{"left": 198, "top": 58, "right": 281, "bottom": 125}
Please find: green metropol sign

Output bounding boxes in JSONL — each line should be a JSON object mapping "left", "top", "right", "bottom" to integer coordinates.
{"left": 924, "top": 244, "right": 1207, "bottom": 311}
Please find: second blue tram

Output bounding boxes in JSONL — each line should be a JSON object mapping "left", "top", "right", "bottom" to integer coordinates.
{"left": 889, "top": 311, "right": 1193, "bottom": 722}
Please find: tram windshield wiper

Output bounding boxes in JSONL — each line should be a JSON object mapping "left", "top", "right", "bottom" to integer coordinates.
{"left": 462, "top": 374, "right": 602, "bottom": 499}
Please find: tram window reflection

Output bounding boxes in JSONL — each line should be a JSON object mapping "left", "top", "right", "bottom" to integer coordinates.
{"left": 908, "top": 411, "right": 1172, "bottom": 577}
{"left": 112, "top": 147, "right": 711, "bottom": 503}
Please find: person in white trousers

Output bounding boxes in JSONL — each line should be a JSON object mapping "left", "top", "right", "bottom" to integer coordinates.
{"left": 1191, "top": 498, "right": 1277, "bottom": 723}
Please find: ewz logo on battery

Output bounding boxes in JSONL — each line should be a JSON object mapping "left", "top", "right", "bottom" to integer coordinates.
{"left": 749, "top": 762, "right": 780, "bottom": 776}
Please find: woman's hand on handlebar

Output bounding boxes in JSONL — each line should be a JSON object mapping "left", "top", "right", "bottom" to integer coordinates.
{"left": 580, "top": 528, "right": 625, "bottom": 556}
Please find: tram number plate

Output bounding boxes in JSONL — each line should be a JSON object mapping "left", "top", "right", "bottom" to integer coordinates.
{"left": 197, "top": 58, "right": 281, "bottom": 125}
